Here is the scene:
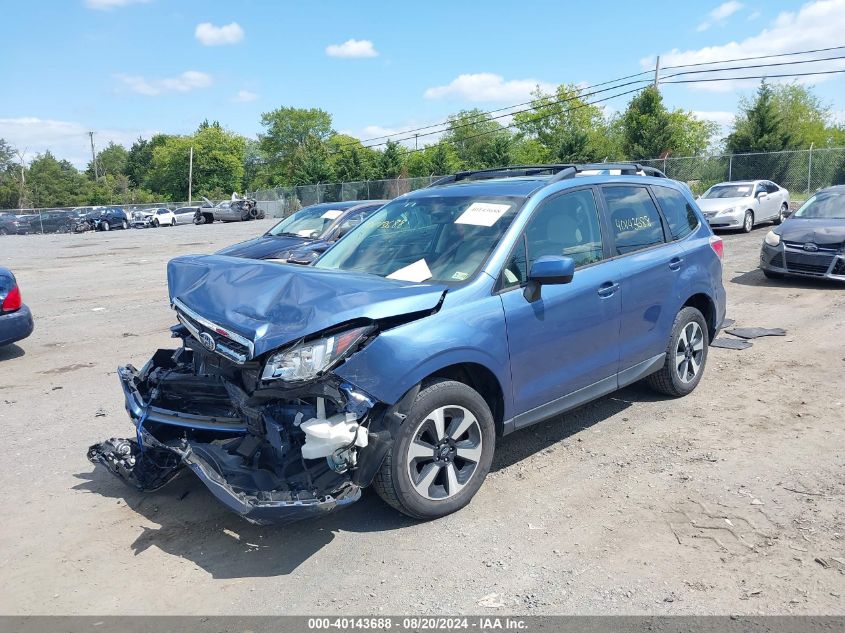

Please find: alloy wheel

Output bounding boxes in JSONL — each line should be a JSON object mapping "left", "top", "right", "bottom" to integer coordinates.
{"left": 406, "top": 405, "right": 484, "bottom": 501}
{"left": 675, "top": 321, "right": 705, "bottom": 384}
{"left": 744, "top": 212, "right": 753, "bottom": 232}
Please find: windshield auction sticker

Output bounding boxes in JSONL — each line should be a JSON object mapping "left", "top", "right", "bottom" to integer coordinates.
{"left": 455, "top": 202, "right": 511, "bottom": 227}
{"left": 387, "top": 258, "right": 432, "bottom": 283}
{"left": 321, "top": 210, "right": 343, "bottom": 219}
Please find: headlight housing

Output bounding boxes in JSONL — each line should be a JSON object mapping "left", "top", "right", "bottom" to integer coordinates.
{"left": 718, "top": 206, "right": 742, "bottom": 216}
{"left": 261, "top": 326, "right": 371, "bottom": 382}
{"left": 764, "top": 230, "right": 781, "bottom": 247}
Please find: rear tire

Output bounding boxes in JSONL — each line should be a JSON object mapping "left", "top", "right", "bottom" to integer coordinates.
{"left": 646, "top": 307, "right": 709, "bottom": 397}
{"left": 774, "top": 203, "right": 787, "bottom": 225}
{"left": 372, "top": 380, "right": 495, "bottom": 520}
{"left": 742, "top": 210, "right": 754, "bottom": 233}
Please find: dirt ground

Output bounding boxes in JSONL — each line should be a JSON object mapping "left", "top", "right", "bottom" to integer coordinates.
{"left": 0, "top": 220, "right": 843, "bottom": 615}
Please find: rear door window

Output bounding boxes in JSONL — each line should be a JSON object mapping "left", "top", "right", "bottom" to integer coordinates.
{"left": 651, "top": 185, "right": 699, "bottom": 240}
{"left": 601, "top": 185, "right": 667, "bottom": 255}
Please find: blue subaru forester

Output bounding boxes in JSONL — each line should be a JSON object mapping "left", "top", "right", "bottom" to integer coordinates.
{"left": 90, "top": 164, "right": 726, "bottom": 523}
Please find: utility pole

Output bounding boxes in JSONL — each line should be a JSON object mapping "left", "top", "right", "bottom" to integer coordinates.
{"left": 414, "top": 133, "right": 419, "bottom": 150}
{"left": 15, "top": 149, "right": 27, "bottom": 209}
{"left": 188, "top": 146, "right": 194, "bottom": 205}
{"left": 653, "top": 56, "right": 661, "bottom": 90}
{"left": 88, "top": 131, "right": 98, "bottom": 180}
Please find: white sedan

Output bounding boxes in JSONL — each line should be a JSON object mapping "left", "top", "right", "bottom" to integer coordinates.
{"left": 130, "top": 207, "right": 176, "bottom": 228}
{"left": 697, "top": 180, "right": 790, "bottom": 232}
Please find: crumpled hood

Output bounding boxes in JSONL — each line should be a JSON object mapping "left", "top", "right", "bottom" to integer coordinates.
{"left": 167, "top": 254, "right": 447, "bottom": 357}
{"left": 777, "top": 218, "right": 845, "bottom": 247}
{"left": 216, "top": 235, "right": 309, "bottom": 260}
{"left": 697, "top": 197, "right": 752, "bottom": 212}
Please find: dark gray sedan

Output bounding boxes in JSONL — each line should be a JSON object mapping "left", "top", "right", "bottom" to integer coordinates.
{"left": 760, "top": 185, "right": 845, "bottom": 281}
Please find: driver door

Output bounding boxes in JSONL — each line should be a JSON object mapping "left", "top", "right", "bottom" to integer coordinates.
{"left": 499, "top": 187, "right": 622, "bottom": 429}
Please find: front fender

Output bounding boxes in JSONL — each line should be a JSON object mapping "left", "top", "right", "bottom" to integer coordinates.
{"left": 334, "top": 291, "right": 513, "bottom": 420}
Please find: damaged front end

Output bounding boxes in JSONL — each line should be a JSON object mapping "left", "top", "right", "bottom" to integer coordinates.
{"left": 88, "top": 324, "right": 393, "bottom": 524}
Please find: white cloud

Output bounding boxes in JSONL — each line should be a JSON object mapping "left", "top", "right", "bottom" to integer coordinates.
{"left": 747, "top": 10, "right": 761, "bottom": 20}
{"left": 424, "top": 73, "right": 556, "bottom": 102}
{"left": 194, "top": 22, "right": 244, "bottom": 46}
{"left": 115, "top": 70, "right": 213, "bottom": 96}
{"left": 232, "top": 90, "right": 258, "bottom": 103}
{"left": 651, "top": 0, "right": 845, "bottom": 92}
{"left": 84, "top": 0, "right": 149, "bottom": 9}
{"left": 0, "top": 118, "right": 155, "bottom": 169}
{"left": 697, "top": 1, "right": 744, "bottom": 31}
{"left": 325, "top": 39, "right": 378, "bottom": 58}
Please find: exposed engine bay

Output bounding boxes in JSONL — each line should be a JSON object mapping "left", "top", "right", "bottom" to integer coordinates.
{"left": 88, "top": 324, "right": 398, "bottom": 524}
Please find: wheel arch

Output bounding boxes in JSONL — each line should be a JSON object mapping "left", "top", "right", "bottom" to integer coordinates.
{"left": 682, "top": 292, "right": 717, "bottom": 341}
{"left": 422, "top": 363, "right": 506, "bottom": 436}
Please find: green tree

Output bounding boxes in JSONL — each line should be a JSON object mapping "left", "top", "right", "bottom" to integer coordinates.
{"left": 726, "top": 81, "right": 793, "bottom": 153}
{"left": 375, "top": 140, "right": 405, "bottom": 179}
{"left": 514, "top": 85, "right": 614, "bottom": 163}
{"left": 442, "top": 109, "right": 510, "bottom": 168}
{"left": 621, "top": 86, "right": 675, "bottom": 159}
{"left": 26, "top": 152, "right": 89, "bottom": 208}
{"left": 126, "top": 134, "right": 171, "bottom": 188}
{"left": 148, "top": 125, "right": 246, "bottom": 199}
{"left": 258, "top": 107, "right": 334, "bottom": 184}
{"left": 289, "top": 136, "right": 335, "bottom": 185}
{"left": 87, "top": 141, "right": 129, "bottom": 179}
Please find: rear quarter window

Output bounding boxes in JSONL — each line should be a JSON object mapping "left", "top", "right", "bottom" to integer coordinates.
{"left": 651, "top": 185, "right": 699, "bottom": 240}
{"left": 602, "top": 185, "right": 666, "bottom": 255}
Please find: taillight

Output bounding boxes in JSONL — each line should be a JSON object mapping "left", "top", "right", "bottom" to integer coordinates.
{"left": 709, "top": 235, "right": 724, "bottom": 259}
{"left": 1, "top": 285, "right": 22, "bottom": 312}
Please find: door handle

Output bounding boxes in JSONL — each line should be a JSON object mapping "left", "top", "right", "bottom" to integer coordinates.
{"left": 669, "top": 257, "right": 683, "bottom": 271}
{"left": 597, "top": 282, "right": 619, "bottom": 298}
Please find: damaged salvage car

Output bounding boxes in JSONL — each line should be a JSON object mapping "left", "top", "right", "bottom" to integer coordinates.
{"left": 89, "top": 163, "right": 726, "bottom": 523}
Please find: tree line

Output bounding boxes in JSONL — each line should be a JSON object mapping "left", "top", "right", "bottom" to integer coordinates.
{"left": 1, "top": 81, "right": 843, "bottom": 209}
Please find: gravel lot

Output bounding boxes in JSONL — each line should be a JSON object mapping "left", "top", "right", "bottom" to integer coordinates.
{"left": 0, "top": 220, "right": 843, "bottom": 615}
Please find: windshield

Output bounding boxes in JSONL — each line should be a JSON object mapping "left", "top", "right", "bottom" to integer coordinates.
{"left": 793, "top": 191, "right": 845, "bottom": 219}
{"left": 268, "top": 205, "right": 348, "bottom": 238}
{"left": 315, "top": 195, "right": 523, "bottom": 283}
{"left": 702, "top": 184, "right": 754, "bottom": 199}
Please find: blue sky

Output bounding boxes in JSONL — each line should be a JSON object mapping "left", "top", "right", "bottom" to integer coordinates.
{"left": 2, "top": 0, "right": 844, "bottom": 167}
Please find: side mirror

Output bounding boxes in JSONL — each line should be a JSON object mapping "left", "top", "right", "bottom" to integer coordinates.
{"left": 523, "top": 256, "right": 575, "bottom": 302}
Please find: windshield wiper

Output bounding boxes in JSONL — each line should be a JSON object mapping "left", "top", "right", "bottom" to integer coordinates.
{"left": 272, "top": 231, "right": 316, "bottom": 239}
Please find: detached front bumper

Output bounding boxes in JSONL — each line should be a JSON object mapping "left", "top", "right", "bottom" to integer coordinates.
{"left": 761, "top": 242, "right": 845, "bottom": 281}
{"left": 89, "top": 352, "right": 367, "bottom": 524}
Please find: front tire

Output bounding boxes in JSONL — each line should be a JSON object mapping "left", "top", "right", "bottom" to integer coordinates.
{"left": 646, "top": 307, "right": 709, "bottom": 397}
{"left": 101, "top": 221, "right": 110, "bottom": 231}
{"left": 742, "top": 210, "right": 754, "bottom": 233}
{"left": 373, "top": 380, "right": 495, "bottom": 520}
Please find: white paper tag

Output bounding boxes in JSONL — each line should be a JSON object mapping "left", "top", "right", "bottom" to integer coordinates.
{"left": 455, "top": 202, "right": 511, "bottom": 227}
{"left": 736, "top": 186, "right": 750, "bottom": 193}
{"left": 386, "top": 258, "right": 432, "bottom": 283}
{"left": 321, "top": 210, "right": 343, "bottom": 220}
{"left": 297, "top": 229, "right": 315, "bottom": 237}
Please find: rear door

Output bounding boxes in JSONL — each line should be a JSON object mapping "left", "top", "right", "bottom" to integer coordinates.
{"left": 599, "top": 184, "right": 685, "bottom": 376}
{"left": 500, "top": 187, "right": 622, "bottom": 423}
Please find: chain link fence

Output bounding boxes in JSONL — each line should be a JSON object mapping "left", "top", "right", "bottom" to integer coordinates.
{"left": 247, "top": 176, "right": 441, "bottom": 218}
{"left": 3, "top": 148, "right": 844, "bottom": 235}
{"left": 640, "top": 147, "right": 845, "bottom": 199}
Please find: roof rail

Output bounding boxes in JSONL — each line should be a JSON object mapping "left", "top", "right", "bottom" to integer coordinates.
{"left": 427, "top": 164, "right": 577, "bottom": 187}
{"left": 427, "top": 162, "right": 668, "bottom": 188}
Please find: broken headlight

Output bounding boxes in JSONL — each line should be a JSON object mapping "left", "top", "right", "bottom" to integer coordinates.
{"left": 261, "top": 326, "right": 370, "bottom": 382}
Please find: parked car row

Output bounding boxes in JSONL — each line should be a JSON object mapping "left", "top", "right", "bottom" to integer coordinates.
{"left": 89, "top": 162, "right": 732, "bottom": 524}
{"left": 0, "top": 195, "right": 268, "bottom": 236}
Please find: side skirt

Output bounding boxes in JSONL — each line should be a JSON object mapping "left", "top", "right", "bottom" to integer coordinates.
{"left": 501, "top": 353, "right": 665, "bottom": 435}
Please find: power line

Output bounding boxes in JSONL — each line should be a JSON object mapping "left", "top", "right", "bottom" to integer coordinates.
{"left": 393, "top": 67, "right": 845, "bottom": 157}
{"left": 333, "top": 45, "right": 845, "bottom": 151}
{"left": 660, "top": 53, "right": 845, "bottom": 80}
{"left": 659, "top": 44, "right": 845, "bottom": 71}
